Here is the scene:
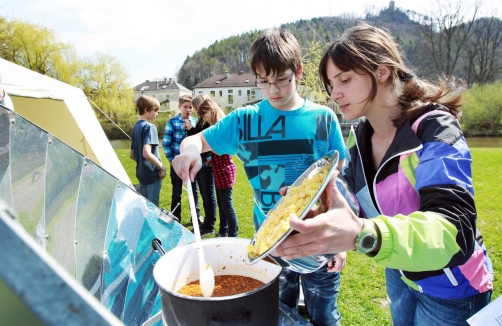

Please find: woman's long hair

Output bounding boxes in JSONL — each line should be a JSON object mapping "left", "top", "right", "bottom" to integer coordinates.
{"left": 319, "top": 22, "right": 463, "bottom": 127}
{"left": 192, "top": 93, "right": 225, "bottom": 126}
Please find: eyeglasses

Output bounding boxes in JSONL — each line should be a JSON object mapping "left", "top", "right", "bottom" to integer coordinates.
{"left": 255, "top": 73, "right": 295, "bottom": 89}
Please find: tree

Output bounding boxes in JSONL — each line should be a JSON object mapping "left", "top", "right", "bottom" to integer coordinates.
{"left": 2, "top": 19, "right": 80, "bottom": 85}
{"left": 0, "top": 15, "right": 14, "bottom": 60}
{"left": 1, "top": 16, "right": 134, "bottom": 121}
{"left": 463, "top": 17, "right": 502, "bottom": 85}
{"left": 418, "top": 0, "right": 480, "bottom": 76}
{"left": 77, "top": 53, "right": 134, "bottom": 121}
{"left": 300, "top": 33, "right": 329, "bottom": 105}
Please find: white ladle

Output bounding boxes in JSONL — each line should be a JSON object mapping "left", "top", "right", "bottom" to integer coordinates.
{"left": 186, "top": 178, "right": 215, "bottom": 297}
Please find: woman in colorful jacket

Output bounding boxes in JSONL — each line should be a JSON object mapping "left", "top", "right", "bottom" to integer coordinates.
{"left": 274, "top": 22, "right": 493, "bottom": 325}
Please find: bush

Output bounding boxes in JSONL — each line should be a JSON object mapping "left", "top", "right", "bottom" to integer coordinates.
{"left": 461, "top": 82, "right": 502, "bottom": 136}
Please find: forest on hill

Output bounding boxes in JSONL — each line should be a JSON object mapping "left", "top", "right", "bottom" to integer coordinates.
{"left": 177, "top": 2, "right": 502, "bottom": 90}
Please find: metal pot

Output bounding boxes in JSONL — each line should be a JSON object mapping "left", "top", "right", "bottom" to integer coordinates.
{"left": 153, "top": 238, "right": 283, "bottom": 326}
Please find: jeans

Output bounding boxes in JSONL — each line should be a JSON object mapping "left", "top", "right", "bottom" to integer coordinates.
{"left": 196, "top": 166, "right": 216, "bottom": 231}
{"left": 138, "top": 179, "right": 162, "bottom": 206}
{"left": 279, "top": 268, "right": 341, "bottom": 326}
{"left": 216, "top": 187, "right": 238, "bottom": 237}
{"left": 170, "top": 165, "right": 200, "bottom": 222}
{"left": 386, "top": 268, "right": 492, "bottom": 326}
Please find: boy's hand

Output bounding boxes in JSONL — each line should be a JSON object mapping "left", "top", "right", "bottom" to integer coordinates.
{"left": 159, "top": 166, "right": 167, "bottom": 179}
{"left": 172, "top": 145, "right": 202, "bottom": 183}
{"left": 183, "top": 119, "right": 193, "bottom": 130}
{"left": 327, "top": 252, "right": 346, "bottom": 272}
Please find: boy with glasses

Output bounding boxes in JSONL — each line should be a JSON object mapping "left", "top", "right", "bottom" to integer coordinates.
{"left": 172, "top": 29, "right": 346, "bottom": 325}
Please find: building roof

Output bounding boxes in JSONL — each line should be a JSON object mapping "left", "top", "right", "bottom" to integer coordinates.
{"left": 193, "top": 71, "right": 256, "bottom": 88}
{"left": 134, "top": 78, "right": 191, "bottom": 92}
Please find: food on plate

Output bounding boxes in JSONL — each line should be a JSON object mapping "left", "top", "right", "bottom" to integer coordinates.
{"left": 246, "top": 163, "right": 331, "bottom": 258}
{"left": 178, "top": 275, "right": 264, "bottom": 297}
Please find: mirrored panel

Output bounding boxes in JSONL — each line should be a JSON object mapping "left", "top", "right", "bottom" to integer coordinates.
{"left": 2, "top": 105, "right": 197, "bottom": 326}
{"left": 102, "top": 183, "right": 145, "bottom": 317}
{"left": 75, "top": 159, "right": 118, "bottom": 300}
{"left": 10, "top": 111, "right": 48, "bottom": 247}
{"left": 45, "top": 136, "right": 84, "bottom": 275}
{"left": 0, "top": 106, "right": 13, "bottom": 206}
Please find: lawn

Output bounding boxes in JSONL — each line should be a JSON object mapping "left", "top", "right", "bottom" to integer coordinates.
{"left": 115, "top": 147, "right": 501, "bottom": 325}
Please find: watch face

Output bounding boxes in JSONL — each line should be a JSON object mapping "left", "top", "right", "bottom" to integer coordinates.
{"left": 362, "top": 234, "right": 376, "bottom": 250}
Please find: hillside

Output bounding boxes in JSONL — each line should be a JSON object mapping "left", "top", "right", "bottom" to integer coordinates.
{"left": 177, "top": 5, "right": 432, "bottom": 89}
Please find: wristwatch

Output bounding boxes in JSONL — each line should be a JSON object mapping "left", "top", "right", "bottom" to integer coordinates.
{"left": 355, "top": 219, "right": 378, "bottom": 254}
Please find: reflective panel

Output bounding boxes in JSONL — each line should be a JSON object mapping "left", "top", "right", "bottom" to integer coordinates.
{"left": 10, "top": 111, "right": 48, "bottom": 247}
{"left": 76, "top": 159, "right": 118, "bottom": 300}
{"left": 45, "top": 136, "right": 84, "bottom": 275}
{"left": 1, "top": 105, "right": 197, "bottom": 326}
{"left": 0, "top": 106, "right": 12, "bottom": 206}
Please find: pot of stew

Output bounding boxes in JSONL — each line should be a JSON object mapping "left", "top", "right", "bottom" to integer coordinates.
{"left": 153, "top": 237, "right": 282, "bottom": 326}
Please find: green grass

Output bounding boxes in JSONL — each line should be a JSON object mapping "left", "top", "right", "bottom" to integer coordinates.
{"left": 115, "top": 148, "right": 501, "bottom": 325}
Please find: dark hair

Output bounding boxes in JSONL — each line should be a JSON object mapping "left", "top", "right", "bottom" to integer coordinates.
{"left": 250, "top": 29, "right": 302, "bottom": 77}
{"left": 319, "top": 22, "right": 463, "bottom": 128}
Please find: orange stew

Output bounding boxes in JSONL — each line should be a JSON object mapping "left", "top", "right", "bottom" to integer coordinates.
{"left": 178, "top": 275, "right": 265, "bottom": 297}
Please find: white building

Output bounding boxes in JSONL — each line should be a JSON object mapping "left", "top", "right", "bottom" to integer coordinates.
{"left": 192, "top": 71, "right": 264, "bottom": 110}
{"left": 133, "top": 78, "right": 191, "bottom": 112}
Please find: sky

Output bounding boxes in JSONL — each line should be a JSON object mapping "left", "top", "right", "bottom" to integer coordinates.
{"left": 2, "top": 0, "right": 501, "bottom": 87}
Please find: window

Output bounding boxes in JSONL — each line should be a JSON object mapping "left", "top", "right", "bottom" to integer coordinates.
{"left": 228, "top": 95, "right": 233, "bottom": 105}
{"left": 210, "top": 91, "right": 215, "bottom": 97}
{"left": 228, "top": 89, "right": 233, "bottom": 94}
{"left": 238, "top": 90, "right": 242, "bottom": 96}
{"left": 219, "top": 91, "right": 223, "bottom": 97}
{"left": 199, "top": 91, "right": 203, "bottom": 94}
{"left": 166, "top": 95, "right": 170, "bottom": 100}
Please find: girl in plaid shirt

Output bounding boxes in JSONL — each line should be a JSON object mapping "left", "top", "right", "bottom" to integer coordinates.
{"left": 192, "top": 94, "right": 239, "bottom": 237}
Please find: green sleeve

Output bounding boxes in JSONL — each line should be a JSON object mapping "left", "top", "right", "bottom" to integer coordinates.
{"left": 371, "top": 212, "right": 460, "bottom": 271}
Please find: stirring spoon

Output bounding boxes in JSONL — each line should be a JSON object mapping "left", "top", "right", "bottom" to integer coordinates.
{"left": 186, "top": 178, "right": 215, "bottom": 297}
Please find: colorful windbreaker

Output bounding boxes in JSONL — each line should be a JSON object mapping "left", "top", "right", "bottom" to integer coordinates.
{"left": 343, "top": 104, "right": 493, "bottom": 299}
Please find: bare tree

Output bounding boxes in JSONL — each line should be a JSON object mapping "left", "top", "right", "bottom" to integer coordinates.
{"left": 419, "top": 0, "right": 481, "bottom": 76}
{"left": 463, "top": 17, "right": 502, "bottom": 85}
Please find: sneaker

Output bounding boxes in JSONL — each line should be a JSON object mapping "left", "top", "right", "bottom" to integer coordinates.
{"left": 200, "top": 228, "right": 214, "bottom": 237}
{"left": 215, "top": 233, "right": 228, "bottom": 238}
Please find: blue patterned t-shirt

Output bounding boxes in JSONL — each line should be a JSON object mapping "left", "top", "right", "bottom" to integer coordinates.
{"left": 203, "top": 99, "right": 345, "bottom": 228}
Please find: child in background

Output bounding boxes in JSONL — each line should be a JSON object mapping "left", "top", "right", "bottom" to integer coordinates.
{"left": 192, "top": 94, "right": 238, "bottom": 238}
{"left": 172, "top": 29, "right": 347, "bottom": 325}
{"left": 162, "top": 95, "right": 203, "bottom": 224}
{"left": 188, "top": 96, "right": 217, "bottom": 237}
{"left": 130, "top": 95, "right": 166, "bottom": 206}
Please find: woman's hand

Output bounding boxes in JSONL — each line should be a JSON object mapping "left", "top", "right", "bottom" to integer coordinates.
{"left": 273, "top": 172, "right": 363, "bottom": 260}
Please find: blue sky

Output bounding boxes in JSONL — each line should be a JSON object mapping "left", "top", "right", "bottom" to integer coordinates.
{"left": 2, "top": 0, "right": 498, "bottom": 87}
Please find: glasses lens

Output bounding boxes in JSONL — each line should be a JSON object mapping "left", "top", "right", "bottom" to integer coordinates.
{"left": 276, "top": 79, "right": 290, "bottom": 87}
{"left": 256, "top": 83, "right": 270, "bottom": 89}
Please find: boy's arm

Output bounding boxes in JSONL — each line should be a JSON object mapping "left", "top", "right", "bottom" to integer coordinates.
{"left": 173, "top": 133, "right": 213, "bottom": 183}
{"left": 142, "top": 144, "right": 167, "bottom": 178}
{"left": 130, "top": 149, "right": 135, "bottom": 161}
{"left": 162, "top": 121, "right": 173, "bottom": 162}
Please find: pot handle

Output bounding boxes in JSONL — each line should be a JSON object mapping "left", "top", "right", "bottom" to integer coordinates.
{"left": 208, "top": 311, "right": 251, "bottom": 326}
